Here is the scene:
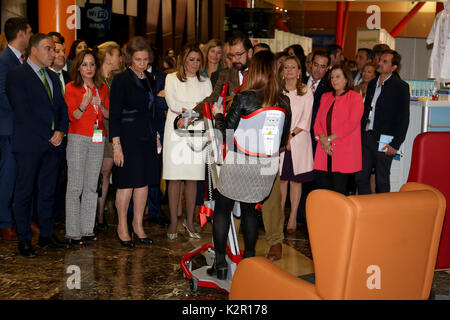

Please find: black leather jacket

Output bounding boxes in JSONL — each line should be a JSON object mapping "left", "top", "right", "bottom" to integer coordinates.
{"left": 214, "top": 90, "right": 292, "bottom": 153}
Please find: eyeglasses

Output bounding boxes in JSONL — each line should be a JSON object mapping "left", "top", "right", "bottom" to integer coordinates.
{"left": 313, "top": 62, "right": 328, "bottom": 70}
{"left": 227, "top": 50, "right": 247, "bottom": 60}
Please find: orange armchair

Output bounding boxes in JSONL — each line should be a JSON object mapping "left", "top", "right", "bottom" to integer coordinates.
{"left": 229, "top": 182, "right": 446, "bottom": 300}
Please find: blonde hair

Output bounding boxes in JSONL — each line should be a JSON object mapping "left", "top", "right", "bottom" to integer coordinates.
{"left": 176, "top": 44, "right": 204, "bottom": 82}
{"left": 201, "top": 39, "right": 224, "bottom": 70}
{"left": 279, "top": 56, "right": 307, "bottom": 96}
{"left": 96, "top": 41, "right": 122, "bottom": 76}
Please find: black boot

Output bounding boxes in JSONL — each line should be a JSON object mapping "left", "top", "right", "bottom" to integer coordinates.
{"left": 207, "top": 256, "right": 228, "bottom": 280}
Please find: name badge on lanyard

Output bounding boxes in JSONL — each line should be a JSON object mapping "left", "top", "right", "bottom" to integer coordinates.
{"left": 84, "top": 84, "right": 103, "bottom": 143}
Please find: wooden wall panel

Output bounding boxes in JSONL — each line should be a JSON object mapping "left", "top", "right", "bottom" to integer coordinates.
{"left": 212, "top": 0, "right": 225, "bottom": 40}
{"left": 146, "top": 0, "right": 161, "bottom": 43}
{"left": 200, "top": 0, "right": 209, "bottom": 43}
{"left": 174, "top": 0, "right": 187, "bottom": 52}
{"left": 161, "top": 0, "right": 174, "bottom": 53}
{"left": 186, "top": 0, "right": 196, "bottom": 45}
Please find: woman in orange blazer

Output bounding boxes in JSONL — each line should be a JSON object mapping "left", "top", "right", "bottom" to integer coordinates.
{"left": 313, "top": 64, "right": 363, "bottom": 195}
{"left": 65, "top": 49, "right": 109, "bottom": 245}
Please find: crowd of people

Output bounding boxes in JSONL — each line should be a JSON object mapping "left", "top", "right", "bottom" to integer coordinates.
{"left": 0, "top": 17, "right": 410, "bottom": 280}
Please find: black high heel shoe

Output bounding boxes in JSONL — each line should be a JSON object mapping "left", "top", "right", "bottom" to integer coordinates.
{"left": 133, "top": 232, "right": 154, "bottom": 244}
{"left": 116, "top": 229, "right": 134, "bottom": 248}
{"left": 131, "top": 227, "right": 154, "bottom": 245}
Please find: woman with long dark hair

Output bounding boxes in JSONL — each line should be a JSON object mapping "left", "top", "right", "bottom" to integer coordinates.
{"left": 65, "top": 49, "right": 109, "bottom": 245}
{"left": 209, "top": 50, "right": 291, "bottom": 279}
{"left": 67, "top": 39, "right": 88, "bottom": 72}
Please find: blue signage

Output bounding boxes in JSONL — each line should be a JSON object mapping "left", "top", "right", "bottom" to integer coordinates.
{"left": 85, "top": 3, "right": 111, "bottom": 30}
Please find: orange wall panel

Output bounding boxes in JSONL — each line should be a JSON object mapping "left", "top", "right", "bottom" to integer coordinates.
{"left": 38, "top": 0, "right": 77, "bottom": 51}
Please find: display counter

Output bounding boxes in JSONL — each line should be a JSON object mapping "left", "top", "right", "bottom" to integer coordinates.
{"left": 390, "top": 100, "right": 450, "bottom": 191}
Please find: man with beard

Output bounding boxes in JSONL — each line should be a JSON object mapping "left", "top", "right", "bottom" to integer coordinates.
{"left": 191, "top": 33, "right": 254, "bottom": 113}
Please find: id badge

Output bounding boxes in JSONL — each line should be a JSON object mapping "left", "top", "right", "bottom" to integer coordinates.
{"left": 92, "top": 129, "right": 103, "bottom": 143}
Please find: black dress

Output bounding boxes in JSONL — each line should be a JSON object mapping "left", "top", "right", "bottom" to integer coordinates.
{"left": 109, "top": 68, "right": 160, "bottom": 189}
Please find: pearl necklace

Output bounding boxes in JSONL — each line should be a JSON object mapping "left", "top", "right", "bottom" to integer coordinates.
{"left": 130, "top": 67, "right": 144, "bottom": 79}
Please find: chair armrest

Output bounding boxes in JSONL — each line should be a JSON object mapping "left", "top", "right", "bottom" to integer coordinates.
{"left": 229, "top": 257, "right": 322, "bottom": 300}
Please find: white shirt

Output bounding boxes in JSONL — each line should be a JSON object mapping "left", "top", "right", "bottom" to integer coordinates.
{"left": 307, "top": 76, "right": 321, "bottom": 92}
{"left": 238, "top": 68, "right": 248, "bottom": 86}
{"left": 8, "top": 45, "right": 24, "bottom": 63}
{"left": 354, "top": 72, "right": 362, "bottom": 86}
{"left": 49, "top": 68, "right": 66, "bottom": 94}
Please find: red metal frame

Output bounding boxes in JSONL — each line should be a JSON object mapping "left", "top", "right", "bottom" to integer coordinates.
{"left": 180, "top": 243, "right": 244, "bottom": 293}
{"left": 341, "top": 2, "right": 350, "bottom": 49}
{"left": 390, "top": 2, "right": 426, "bottom": 38}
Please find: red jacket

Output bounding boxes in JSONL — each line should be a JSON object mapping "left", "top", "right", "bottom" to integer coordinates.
{"left": 313, "top": 90, "right": 364, "bottom": 173}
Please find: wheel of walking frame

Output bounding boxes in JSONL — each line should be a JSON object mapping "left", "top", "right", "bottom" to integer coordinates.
{"left": 183, "top": 260, "right": 192, "bottom": 278}
{"left": 189, "top": 277, "right": 198, "bottom": 292}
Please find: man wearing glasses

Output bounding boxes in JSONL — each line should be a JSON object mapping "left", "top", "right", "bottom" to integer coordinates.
{"left": 192, "top": 33, "right": 254, "bottom": 115}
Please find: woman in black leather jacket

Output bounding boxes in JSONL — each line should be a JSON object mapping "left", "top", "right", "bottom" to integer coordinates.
{"left": 208, "top": 50, "right": 291, "bottom": 279}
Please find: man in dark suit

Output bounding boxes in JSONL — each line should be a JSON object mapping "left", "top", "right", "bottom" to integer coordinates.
{"left": 307, "top": 51, "right": 332, "bottom": 155}
{"left": 146, "top": 60, "right": 169, "bottom": 226}
{"left": 355, "top": 50, "right": 410, "bottom": 194}
{"left": 353, "top": 48, "right": 374, "bottom": 86}
{"left": 0, "top": 18, "right": 33, "bottom": 241}
{"left": 298, "top": 51, "right": 332, "bottom": 223}
{"left": 49, "top": 39, "right": 71, "bottom": 223}
{"left": 6, "top": 33, "right": 70, "bottom": 258}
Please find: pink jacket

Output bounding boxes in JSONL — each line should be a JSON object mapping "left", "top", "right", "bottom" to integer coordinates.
{"left": 313, "top": 90, "right": 364, "bottom": 173}
{"left": 280, "top": 87, "right": 314, "bottom": 175}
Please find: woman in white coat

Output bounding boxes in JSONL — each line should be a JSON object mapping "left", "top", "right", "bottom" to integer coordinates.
{"left": 163, "top": 44, "right": 212, "bottom": 240}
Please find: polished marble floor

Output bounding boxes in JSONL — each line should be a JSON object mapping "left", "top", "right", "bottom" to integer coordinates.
{"left": 0, "top": 203, "right": 449, "bottom": 300}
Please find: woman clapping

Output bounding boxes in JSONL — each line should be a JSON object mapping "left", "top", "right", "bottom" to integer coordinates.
{"left": 65, "top": 49, "right": 109, "bottom": 245}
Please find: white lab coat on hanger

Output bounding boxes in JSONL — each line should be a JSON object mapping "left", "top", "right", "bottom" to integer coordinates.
{"left": 427, "top": 4, "right": 450, "bottom": 82}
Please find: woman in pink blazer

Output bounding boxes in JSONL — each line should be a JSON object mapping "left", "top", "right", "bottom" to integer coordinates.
{"left": 278, "top": 56, "right": 314, "bottom": 233}
{"left": 313, "top": 64, "right": 364, "bottom": 194}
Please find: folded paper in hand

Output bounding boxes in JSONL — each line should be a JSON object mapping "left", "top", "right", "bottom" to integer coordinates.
{"left": 378, "top": 134, "right": 402, "bottom": 161}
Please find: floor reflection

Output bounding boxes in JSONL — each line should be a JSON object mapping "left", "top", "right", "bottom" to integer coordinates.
{"left": 0, "top": 212, "right": 448, "bottom": 300}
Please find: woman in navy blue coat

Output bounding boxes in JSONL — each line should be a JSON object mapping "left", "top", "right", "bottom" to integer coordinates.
{"left": 109, "top": 37, "right": 160, "bottom": 248}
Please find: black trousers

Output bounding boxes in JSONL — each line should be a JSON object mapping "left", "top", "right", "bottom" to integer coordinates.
{"left": 320, "top": 171, "right": 350, "bottom": 195}
{"left": 14, "top": 149, "right": 60, "bottom": 241}
{"left": 355, "top": 131, "right": 394, "bottom": 195}
{"left": 212, "top": 191, "right": 259, "bottom": 267}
